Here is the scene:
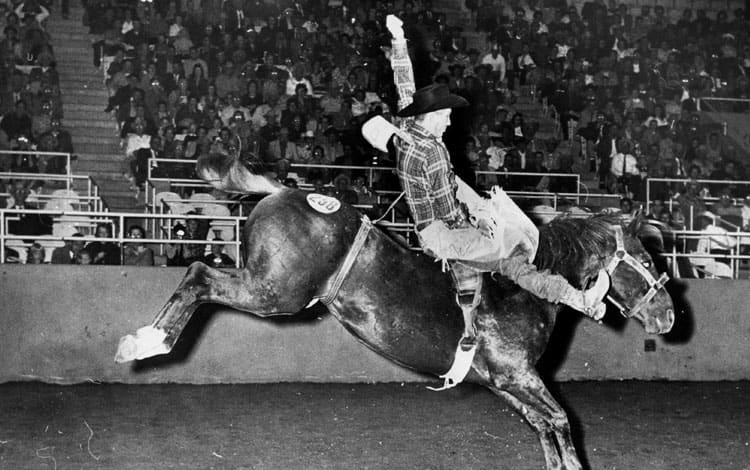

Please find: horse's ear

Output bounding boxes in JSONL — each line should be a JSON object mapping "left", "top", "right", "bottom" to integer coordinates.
{"left": 626, "top": 209, "right": 644, "bottom": 236}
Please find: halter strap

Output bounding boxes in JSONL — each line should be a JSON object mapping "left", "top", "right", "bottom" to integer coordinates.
{"left": 605, "top": 225, "right": 669, "bottom": 318}
{"left": 319, "top": 216, "right": 373, "bottom": 306}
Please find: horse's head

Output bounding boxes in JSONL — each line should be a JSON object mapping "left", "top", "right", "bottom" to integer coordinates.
{"left": 605, "top": 213, "right": 675, "bottom": 334}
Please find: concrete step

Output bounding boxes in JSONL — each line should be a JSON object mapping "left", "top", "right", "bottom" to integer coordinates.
{"left": 47, "top": 32, "right": 91, "bottom": 41}
{"left": 55, "top": 55, "right": 97, "bottom": 63}
{"left": 56, "top": 74, "right": 104, "bottom": 85}
{"left": 58, "top": 77, "right": 104, "bottom": 87}
{"left": 74, "top": 142, "right": 122, "bottom": 154}
{"left": 75, "top": 153, "right": 124, "bottom": 164}
{"left": 64, "top": 111, "right": 112, "bottom": 123}
{"left": 73, "top": 135, "right": 122, "bottom": 146}
{"left": 61, "top": 89, "right": 109, "bottom": 100}
{"left": 73, "top": 162, "right": 126, "bottom": 175}
{"left": 63, "top": 103, "right": 109, "bottom": 113}
{"left": 56, "top": 60, "right": 100, "bottom": 71}
{"left": 59, "top": 94, "right": 108, "bottom": 107}
{"left": 105, "top": 197, "right": 143, "bottom": 212}
{"left": 64, "top": 117, "right": 119, "bottom": 129}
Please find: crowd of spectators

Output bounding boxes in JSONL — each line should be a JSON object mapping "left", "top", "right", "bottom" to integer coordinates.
{"left": 0, "top": 0, "right": 75, "bottom": 174}
{"left": 4, "top": 0, "right": 750, "bottom": 266}
{"left": 95, "top": 0, "right": 750, "bottom": 221}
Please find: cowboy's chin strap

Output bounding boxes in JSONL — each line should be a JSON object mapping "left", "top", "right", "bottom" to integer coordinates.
{"left": 427, "top": 263, "right": 482, "bottom": 392}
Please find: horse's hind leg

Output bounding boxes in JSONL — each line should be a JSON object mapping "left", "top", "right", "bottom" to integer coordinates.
{"left": 115, "top": 262, "right": 306, "bottom": 363}
{"left": 488, "top": 370, "right": 582, "bottom": 470}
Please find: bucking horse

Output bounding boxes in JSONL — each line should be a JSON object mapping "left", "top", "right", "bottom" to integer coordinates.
{"left": 116, "top": 154, "right": 675, "bottom": 470}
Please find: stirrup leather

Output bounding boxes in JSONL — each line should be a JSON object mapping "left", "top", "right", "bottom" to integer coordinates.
{"left": 449, "top": 263, "right": 483, "bottom": 339}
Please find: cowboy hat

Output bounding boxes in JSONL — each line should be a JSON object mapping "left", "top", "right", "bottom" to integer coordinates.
{"left": 396, "top": 84, "right": 469, "bottom": 117}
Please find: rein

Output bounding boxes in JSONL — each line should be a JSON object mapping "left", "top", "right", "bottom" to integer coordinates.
{"left": 318, "top": 216, "right": 373, "bottom": 305}
{"left": 605, "top": 225, "right": 669, "bottom": 318}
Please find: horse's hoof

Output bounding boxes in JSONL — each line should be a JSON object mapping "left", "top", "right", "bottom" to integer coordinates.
{"left": 115, "top": 335, "right": 138, "bottom": 363}
{"left": 114, "top": 326, "right": 169, "bottom": 363}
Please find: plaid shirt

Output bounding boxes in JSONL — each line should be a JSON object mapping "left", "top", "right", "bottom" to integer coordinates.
{"left": 390, "top": 38, "right": 464, "bottom": 230}
{"left": 396, "top": 122, "right": 464, "bottom": 229}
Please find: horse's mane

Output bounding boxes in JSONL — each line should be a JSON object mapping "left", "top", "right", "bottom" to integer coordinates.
{"left": 534, "top": 214, "right": 620, "bottom": 285}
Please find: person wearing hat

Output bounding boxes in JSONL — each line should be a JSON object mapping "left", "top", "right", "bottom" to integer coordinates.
{"left": 362, "top": 15, "right": 609, "bottom": 352}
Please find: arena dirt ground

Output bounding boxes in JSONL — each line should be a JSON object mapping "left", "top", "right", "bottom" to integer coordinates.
{"left": 0, "top": 381, "right": 748, "bottom": 470}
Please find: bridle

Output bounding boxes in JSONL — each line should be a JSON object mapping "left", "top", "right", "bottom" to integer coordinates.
{"left": 605, "top": 225, "right": 669, "bottom": 318}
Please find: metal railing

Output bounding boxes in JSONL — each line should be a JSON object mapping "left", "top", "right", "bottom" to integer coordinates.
{"left": 645, "top": 177, "right": 750, "bottom": 228}
{"left": 0, "top": 171, "right": 104, "bottom": 212}
{"left": 0, "top": 150, "right": 72, "bottom": 179}
{"left": 661, "top": 228, "right": 750, "bottom": 280}
{"left": 145, "top": 158, "right": 587, "bottom": 200}
{"left": 697, "top": 97, "right": 750, "bottom": 114}
{"left": 1, "top": 209, "right": 244, "bottom": 268}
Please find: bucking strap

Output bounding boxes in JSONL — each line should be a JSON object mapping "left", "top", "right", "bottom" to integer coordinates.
{"left": 318, "top": 216, "right": 373, "bottom": 306}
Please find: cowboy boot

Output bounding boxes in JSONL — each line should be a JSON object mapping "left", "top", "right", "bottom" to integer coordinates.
{"left": 491, "top": 256, "right": 610, "bottom": 320}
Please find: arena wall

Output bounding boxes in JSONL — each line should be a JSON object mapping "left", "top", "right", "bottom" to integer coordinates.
{"left": 1, "top": 265, "right": 748, "bottom": 384}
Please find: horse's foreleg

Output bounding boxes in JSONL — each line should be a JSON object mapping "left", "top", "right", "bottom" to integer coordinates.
{"left": 116, "top": 262, "right": 299, "bottom": 363}
{"left": 489, "top": 371, "right": 582, "bottom": 470}
{"left": 489, "top": 386, "right": 564, "bottom": 470}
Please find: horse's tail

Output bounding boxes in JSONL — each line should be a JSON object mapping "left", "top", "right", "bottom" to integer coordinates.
{"left": 196, "top": 153, "right": 284, "bottom": 195}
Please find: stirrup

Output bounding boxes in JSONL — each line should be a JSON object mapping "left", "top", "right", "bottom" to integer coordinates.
{"left": 426, "top": 339, "right": 477, "bottom": 392}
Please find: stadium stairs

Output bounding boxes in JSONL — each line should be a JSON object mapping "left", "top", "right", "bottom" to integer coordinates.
{"left": 46, "top": 6, "right": 139, "bottom": 212}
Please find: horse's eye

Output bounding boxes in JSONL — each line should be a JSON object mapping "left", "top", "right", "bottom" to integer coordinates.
{"left": 641, "top": 261, "right": 651, "bottom": 269}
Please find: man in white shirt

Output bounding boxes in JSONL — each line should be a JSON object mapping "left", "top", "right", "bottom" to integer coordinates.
{"left": 124, "top": 119, "right": 151, "bottom": 158}
{"left": 285, "top": 65, "right": 314, "bottom": 96}
{"left": 219, "top": 94, "right": 251, "bottom": 125}
{"left": 480, "top": 43, "right": 506, "bottom": 83}
{"left": 14, "top": 1, "right": 49, "bottom": 26}
{"left": 609, "top": 147, "right": 639, "bottom": 178}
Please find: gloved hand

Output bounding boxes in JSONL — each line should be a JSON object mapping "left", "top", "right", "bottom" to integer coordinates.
{"left": 386, "top": 15, "right": 404, "bottom": 40}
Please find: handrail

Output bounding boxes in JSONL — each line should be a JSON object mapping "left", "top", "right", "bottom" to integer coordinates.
{"left": 1, "top": 209, "right": 244, "bottom": 267}
{"left": 646, "top": 177, "right": 750, "bottom": 214}
{"left": 0, "top": 171, "right": 105, "bottom": 211}
{"left": 697, "top": 96, "right": 750, "bottom": 109}
{"left": 0, "top": 150, "right": 72, "bottom": 178}
{"left": 661, "top": 228, "right": 750, "bottom": 279}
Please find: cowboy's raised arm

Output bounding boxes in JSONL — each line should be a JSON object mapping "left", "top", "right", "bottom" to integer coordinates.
{"left": 386, "top": 15, "right": 415, "bottom": 113}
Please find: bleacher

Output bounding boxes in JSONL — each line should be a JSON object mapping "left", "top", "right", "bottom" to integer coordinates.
{"left": 2, "top": 0, "right": 750, "bottom": 278}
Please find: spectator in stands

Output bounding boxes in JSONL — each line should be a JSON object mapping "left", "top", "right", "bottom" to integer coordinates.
{"left": 201, "top": 238, "right": 234, "bottom": 268}
{"left": 286, "top": 63, "right": 314, "bottom": 96}
{"left": 214, "top": 60, "right": 242, "bottom": 98}
{"left": 14, "top": 0, "right": 49, "bottom": 27}
{"left": 480, "top": 42, "right": 506, "bottom": 83}
{"left": 85, "top": 223, "right": 121, "bottom": 265}
{"left": 123, "top": 225, "right": 154, "bottom": 266}
{"left": 330, "top": 173, "right": 357, "bottom": 204}
{"left": 609, "top": 140, "right": 640, "bottom": 196}
{"left": 77, "top": 248, "right": 93, "bottom": 265}
{"left": 265, "top": 126, "right": 298, "bottom": 167}
{"left": 51, "top": 233, "right": 85, "bottom": 264}
{"left": 26, "top": 242, "right": 45, "bottom": 264}
{"left": 124, "top": 117, "right": 151, "bottom": 193}
{"left": 165, "top": 218, "right": 205, "bottom": 266}
{"left": 675, "top": 179, "right": 708, "bottom": 229}
{"left": 690, "top": 211, "right": 736, "bottom": 277}
{"left": 6, "top": 179, "right": 51, "bottom": 237}
{"left": 1, "top": 101, "right": 32, "bottom": 141}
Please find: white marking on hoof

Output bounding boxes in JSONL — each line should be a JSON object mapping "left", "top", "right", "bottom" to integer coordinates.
{"left": 114, "top": 326, "right": 169, "bottom": 363}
